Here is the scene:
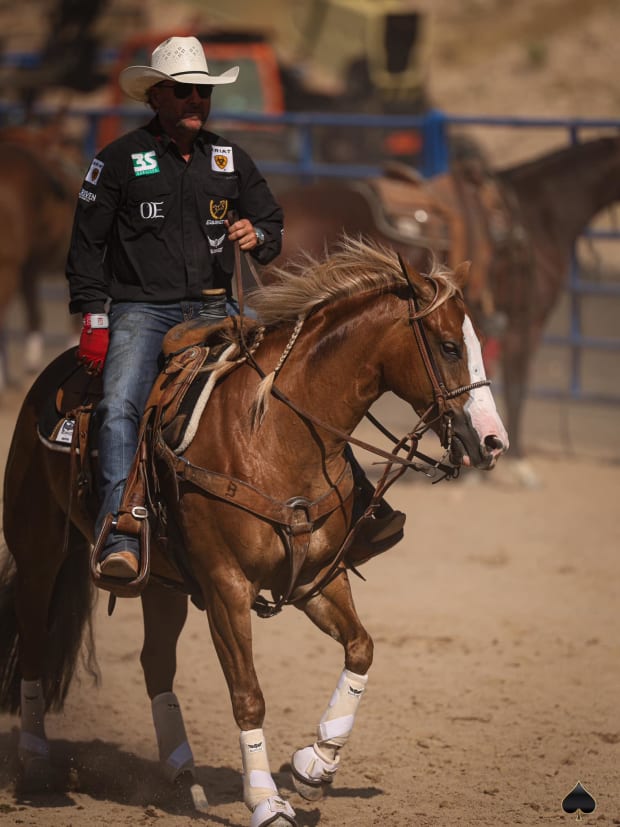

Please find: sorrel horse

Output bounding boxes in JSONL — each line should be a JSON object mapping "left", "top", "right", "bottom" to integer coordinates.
{"left": 274, "top": 134, "right": 620, "bottom": 471}
{"left": 0, "top": 239, "right": 507, "bottom": 825}
{"left": 0, "top": 122, "right": 81, "bottom": 389}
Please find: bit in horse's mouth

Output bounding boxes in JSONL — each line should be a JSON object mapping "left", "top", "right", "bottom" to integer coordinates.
{"left": 449, "top": 435, "right": 468, "bottom": 467}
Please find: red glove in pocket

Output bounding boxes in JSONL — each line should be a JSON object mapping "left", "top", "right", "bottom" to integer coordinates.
{"left": 77, "top": 313, "right": 109, "bottom": 374}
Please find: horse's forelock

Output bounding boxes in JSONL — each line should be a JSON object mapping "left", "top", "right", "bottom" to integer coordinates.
{"left": 247, "top": 236, "right": 458, "bottom": 325}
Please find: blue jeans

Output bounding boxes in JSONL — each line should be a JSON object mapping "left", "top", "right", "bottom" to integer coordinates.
{"left": 96, "top": 299, "right": 237, "bottom": 558}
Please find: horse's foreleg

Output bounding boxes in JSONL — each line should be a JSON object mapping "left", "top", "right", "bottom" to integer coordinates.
{"left": 292, "top": 570, "right": 373, "bottom": 800}
{"left": 140, "top": 582, "right": 196, "bottom": 784}
{"left": 205, "top": 576, "right": 296, "bottom": 826}
{"left": 501, "top": 324, "right": 543, "bottom": 487}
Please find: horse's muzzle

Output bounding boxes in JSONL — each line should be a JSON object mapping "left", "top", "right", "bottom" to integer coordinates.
{"left": 449, "top": 432, "right": 508, "bottom": 470}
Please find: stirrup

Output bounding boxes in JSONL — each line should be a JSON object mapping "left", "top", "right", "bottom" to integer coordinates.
{"left": 89, "top": 512, "right": 151, "bottom": 598}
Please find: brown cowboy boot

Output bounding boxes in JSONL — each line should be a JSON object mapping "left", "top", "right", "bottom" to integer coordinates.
{"left": 100, "top": 551, "right": 139, "bottom": 579}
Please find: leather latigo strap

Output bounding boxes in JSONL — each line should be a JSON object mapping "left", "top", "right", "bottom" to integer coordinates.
{"left": 156, "top": 437, "right": 356, "bottom": 615}
{"left": 157, "top": 436, "right": 355, "bottom": 527}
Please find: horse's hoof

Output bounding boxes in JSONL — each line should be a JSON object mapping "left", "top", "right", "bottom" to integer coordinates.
{"left": 499, "top": 458, "right": 542, "bottom": 489}
{"left": 291, "top": 772, "right": 325, "bottom": 801}
{"left": 173, "top": 770, "right": 208, "bottom": 813}
{"left": 290, "top": 745, "right": 337, "bottom": 801}
{"left": 17, "top": 756, "right": 56, "bottom": 792}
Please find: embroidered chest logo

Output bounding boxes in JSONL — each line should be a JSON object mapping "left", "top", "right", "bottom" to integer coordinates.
{"left": 131, "top": 151, "right": 160, "bottom": 177}
{"left": 211, "top": 146, "right": 234, "bottom": 173}
{"left": 209, "top": 199, "right": 228, "bottom": 220}
{"left": 139, "top": 201, "right": 164, "bottom": 219}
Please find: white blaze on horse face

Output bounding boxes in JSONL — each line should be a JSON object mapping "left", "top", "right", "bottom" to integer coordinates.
{"left": 462, "top": 315, "right": 509, "bottom": 458}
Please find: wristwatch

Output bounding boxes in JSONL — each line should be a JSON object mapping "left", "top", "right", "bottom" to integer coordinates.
{"left": 254, "top": 227, "right": 265, "bottom": 246}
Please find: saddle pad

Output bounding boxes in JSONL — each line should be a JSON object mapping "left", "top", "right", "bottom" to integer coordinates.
{"left": 38, "top": 362, "right": 102, "bottom": 450}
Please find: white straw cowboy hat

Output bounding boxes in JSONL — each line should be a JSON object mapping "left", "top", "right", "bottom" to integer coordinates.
{"left": 119, "top": 36, "right": 239, "bottom": 102}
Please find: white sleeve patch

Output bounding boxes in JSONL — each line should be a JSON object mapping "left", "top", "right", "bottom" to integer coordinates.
{"left": 211, "top": 146, "right": 234, "bottom": 172}
{"left": 85, "top": 158, "right": 104, "bottom": 185}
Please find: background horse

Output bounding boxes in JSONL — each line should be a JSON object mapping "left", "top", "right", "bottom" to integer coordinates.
{"left": 0, "top": 121, "right": 82, "bottom": 390}
{"left": 0, "top": 240, "right": 507, "bottom": 825}
{"left": 274, "top": 134, "right": 620, "bottom": 474}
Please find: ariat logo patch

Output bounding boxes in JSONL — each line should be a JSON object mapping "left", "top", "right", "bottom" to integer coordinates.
{"left": 85, "top": 158, "right": 104, "bottom": 185}
{"left": 131, "top": 150, "right": 159, "bottom": 177}
{"left": 211, "top": 145, "right": 233, "bottom": 172}
{"left": 209, "top": 198, "right": 228, "bottom": 220}
{"left": 248, "top": 741, "right": 263, "bottom": 753}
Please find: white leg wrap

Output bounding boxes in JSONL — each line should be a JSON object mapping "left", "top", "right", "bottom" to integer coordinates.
{"left": 151, "top": 692, "right": 195, "bottom": 782}
{"left": 317, "top": 669, "right": 368, "bottom": 752}
{"left": 19, "top": 680, "right": 49, "bottom": 762}
{"left": 250, "top": 796, "right": 296, "bottom": 827}
{"left": 291, "top": 669, "right": 368, "bottom": 788}
{"left": 240, "top": 728, "right": 292, "bottom": 817}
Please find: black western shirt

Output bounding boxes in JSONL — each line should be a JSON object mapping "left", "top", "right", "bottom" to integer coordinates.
{"left": 66, "top": 117, "right": 284, "bottom": 314}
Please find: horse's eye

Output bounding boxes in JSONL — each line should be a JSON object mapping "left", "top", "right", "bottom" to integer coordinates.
{"left": 441, "top": 341, "right": 461, "bottom": 359}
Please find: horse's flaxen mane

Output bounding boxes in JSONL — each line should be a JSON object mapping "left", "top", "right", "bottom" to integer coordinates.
{"left": 248, "top": 236, "right": 459, "bottom": 326}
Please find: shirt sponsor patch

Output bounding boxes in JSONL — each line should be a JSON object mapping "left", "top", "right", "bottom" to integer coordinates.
{"left": 209, "top": 198, "right": 228, "bottom": 220}
{"left": 131, "top": 150, "right": 160, "bottom": 176}
{"left": 211, "top": 146, "right": 234, "bottom": 172}
{"left": 78, "top": 187, "right": 97, "bottom": 203}
{"left": 85, "top": 158, "right": 104, "bottom": 185}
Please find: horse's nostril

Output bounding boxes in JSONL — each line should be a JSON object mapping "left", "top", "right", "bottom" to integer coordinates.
{"left": 484, "top": 434, "right": 505, "bottom": 453}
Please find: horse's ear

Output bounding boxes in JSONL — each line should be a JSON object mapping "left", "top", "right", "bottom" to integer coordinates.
{"left": 453, "top": 260, "right": 471, "bottom": 289}
{"left": 398, "top": 252, "right": 430, "bottom": 299}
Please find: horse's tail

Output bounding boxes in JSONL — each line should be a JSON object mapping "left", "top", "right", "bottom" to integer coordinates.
{"left": 0, "top": 532, "right": 99, "bottom": 714}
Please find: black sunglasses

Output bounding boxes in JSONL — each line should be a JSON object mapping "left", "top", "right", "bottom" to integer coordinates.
{"left": 157, "top": 82, "right": 214, "bottom": 100}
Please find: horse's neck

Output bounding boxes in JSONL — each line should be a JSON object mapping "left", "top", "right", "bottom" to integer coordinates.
{"left": 272, "top": 298, "right": 393, "bottom": 442}
{"left": 504, "top": 139, "right": 620, "bottom": 249}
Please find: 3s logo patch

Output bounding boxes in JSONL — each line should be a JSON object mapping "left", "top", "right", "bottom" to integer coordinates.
{"left": 131, "top": 151, "right": 160, "bottom": 176}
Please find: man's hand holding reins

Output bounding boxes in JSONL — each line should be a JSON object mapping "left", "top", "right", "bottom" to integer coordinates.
{"left": 226, "top": 217, "right": 263, "bottom": 251}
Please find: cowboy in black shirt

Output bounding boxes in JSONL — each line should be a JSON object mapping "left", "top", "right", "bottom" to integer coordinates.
{"left": 68, "top": 119, "right": 283, "bottom": 310}
{"left": 66, "top": 36, "right": 283, "bottom": 580}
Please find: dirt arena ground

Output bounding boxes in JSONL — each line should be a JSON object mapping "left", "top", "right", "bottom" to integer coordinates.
{"left": 0, "top": 2, "right": 618, "bottom": 821}
{"left": 0, "top": 342, "right": 618, "bottom": 826}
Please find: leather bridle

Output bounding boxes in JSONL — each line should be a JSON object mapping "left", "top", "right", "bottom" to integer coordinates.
{"left": 400, "top": 255, "right": 491, "bottom": 457}
{"left": 233, "top": 258, "right": 491, "bottom": 483}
